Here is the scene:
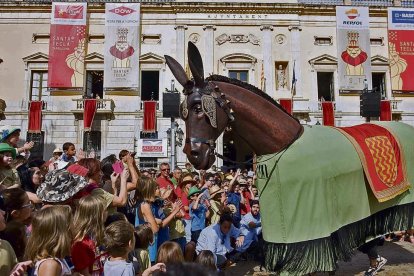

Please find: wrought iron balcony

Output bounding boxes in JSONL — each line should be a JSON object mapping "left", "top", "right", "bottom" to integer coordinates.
{"left": 72, "top": 98, "right": 115, "bottom": 114}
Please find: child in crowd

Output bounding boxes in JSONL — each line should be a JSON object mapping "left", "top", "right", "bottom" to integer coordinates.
{"left": 0, "top": 126, "right": 34, "bottom": 157}
{"left": 104, "top": 220, "right": 166, "bottom": 276}
{"left": 71, "top": 195, "right": 108, "bottom": 276}
{"left": 133, "top": 224, "right": 153, "bottom": 273}
{"left": 156, "top": 241, "right": 184, "bottom": 265}
{"left": 104, "top": 220, "right": 136, "bottom": 275}
{"left": 61, "top": 142, "right": 77, "bottom": 163}
{"left": 1, "top": 188, "right": 33, "bottom": 225}
{"left": 0, "top": 142, "right": 20, "bottom": 189}
{"left": 188, "top": 186, "right": 209, "bottom": 243}
{"left": 195, "top": 250, "right": 217, "bottom": 272}
{"left": 25, "top": 205, "right": 72, "bottom": 276}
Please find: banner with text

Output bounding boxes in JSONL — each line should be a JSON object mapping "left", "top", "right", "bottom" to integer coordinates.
{"left": 137, "top": 139, "right": 167, "bottom": 157}
{"left": 388, "top": 8, "right": 414, "bottom": 94}
{"left": 104, "top": 3, "right": 140, "bottom": 91}
{"left": 336, "top": 6, "right": 372, "bottom": 93}
{"left": 48, "top": 2, "right": 87, "bottom": 89}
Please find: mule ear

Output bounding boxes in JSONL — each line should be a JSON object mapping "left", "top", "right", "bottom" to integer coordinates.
{"left": 188, "top": 41, "right": 204, "bottom": 87}
{"left": 164, "top": 55, "right": 189, "bottom": 87}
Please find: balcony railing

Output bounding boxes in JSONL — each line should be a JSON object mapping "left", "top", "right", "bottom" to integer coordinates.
{"left": 140, "top": 101, "right": 160, "bottom": 110}
{"left": 391, "top": 99, "right": 403, "bottom": 113}
{"left": 72, "top": 98, "right": 115, "bottom": 113}
{"left": 318, "top": 101, "right": 336, "bottom": 111}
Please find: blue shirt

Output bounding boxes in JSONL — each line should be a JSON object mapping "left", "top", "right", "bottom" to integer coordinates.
{"left": 196, "top": 223, "right": 241, "bottom": 256}
{"left": 189, "top": 201, "right": 208, "bottom": 231}
{"left": 226, "top": 192, "right": 241, "bottom": 220}
{"left": 238, "top": 212, "right": 262, "bottom": 252}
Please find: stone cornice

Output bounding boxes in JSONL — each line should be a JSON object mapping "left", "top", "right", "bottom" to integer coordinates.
{"left": 0, "top": 2, "right": 393, "bottom": 17}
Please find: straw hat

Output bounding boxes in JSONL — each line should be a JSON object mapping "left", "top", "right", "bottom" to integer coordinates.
{"left": 181, "top": 174, "right": 196, "bottom": 185}
{"left": 238, "top": 178, "right": 247, "bottom": 185}
{"left": 160, "top": 188, "right": 173, "bottom": 199}
{"left": 209, "top": 185, "right": 224, "bottom": 198}
{"left": 225, "top": 174, "right": 233, "bottom": 181}
{"left": 53, "top": 148, "right": 63, "bottom": 154}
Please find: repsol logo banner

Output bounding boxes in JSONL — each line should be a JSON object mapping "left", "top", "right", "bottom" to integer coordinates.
{"left": 336, "top": 6, "right": 369, "bottom": 30}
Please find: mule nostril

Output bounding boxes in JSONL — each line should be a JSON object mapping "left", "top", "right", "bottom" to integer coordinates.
{"left": 190, "top": 150, "right": 199, "bottom": 157}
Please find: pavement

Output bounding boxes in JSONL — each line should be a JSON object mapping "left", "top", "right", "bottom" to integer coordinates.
{"left": 225, "top": 240, "right": 414, "bottom": 276}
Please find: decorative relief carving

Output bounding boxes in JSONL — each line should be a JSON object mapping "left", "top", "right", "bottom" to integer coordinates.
{"left": 189, "top": 33, "right": 200, "bottom": 44}
{"left": 216, "top": 33, "right": 260, "bottom": 46}
{"left": 275, "top": 34, "right": 286, "bottom": 45}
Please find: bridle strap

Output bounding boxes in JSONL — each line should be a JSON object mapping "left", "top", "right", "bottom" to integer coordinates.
{"left": 186, "top": 137, "right": 216, "bottom": 147}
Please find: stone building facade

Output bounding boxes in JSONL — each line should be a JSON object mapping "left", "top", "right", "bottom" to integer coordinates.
{"left": 0, "top": 0, "right": 413, "bottom": 168}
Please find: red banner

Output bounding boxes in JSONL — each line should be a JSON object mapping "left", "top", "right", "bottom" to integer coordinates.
{"left": 28, "top": 101, "right": 43, "bottom": 133}
{"left": 48, "top": 3, "right": 87, "bottom": 89}
{"left": 279, "top": 98, "right": 293, "bottom": 115}
{"left": 322, "top": 102, "right": 335, "bottom": 126}
{"left": 336, "top": 124, "right": 409, "bottom": 202}
{"left": 143, "top": 101, "right": 157, "bottom": 133}
{"left": 380, "top": 100, "right": 392, "bottom": 121}
{"left": 84, "top": 99, "right": 97, "bottom": 131}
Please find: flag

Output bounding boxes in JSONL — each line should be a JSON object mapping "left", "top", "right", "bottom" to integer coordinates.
{"left": 380, "top": 100, "right": 392, "bottom": 121}
{"left": 260, "top": 61, "right": 265, "bottom": 91}
{"left": 291, "top": 61, "right": 297, "bottom": 96}
{"left": 143, "top": 101, "right": 157, "bottom": 133}
{"left": 84, "top": 99, "right": 97, "bottom": 131}
{"left": 28, "top": 101, "right": 43, "bottom": 133}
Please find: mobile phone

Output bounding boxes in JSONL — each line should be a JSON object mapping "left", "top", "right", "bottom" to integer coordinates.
{"left": 112, "top": 161, "right": 124, "bottom": 174}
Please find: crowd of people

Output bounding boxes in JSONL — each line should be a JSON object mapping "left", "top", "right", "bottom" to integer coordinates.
{"left": 0, "top": 125, "right": 262, "bottom": 276}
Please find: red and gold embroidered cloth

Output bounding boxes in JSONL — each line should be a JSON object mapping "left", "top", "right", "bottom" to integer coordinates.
{"left": 336, "top": 123, "right": 410, "bottom": 202}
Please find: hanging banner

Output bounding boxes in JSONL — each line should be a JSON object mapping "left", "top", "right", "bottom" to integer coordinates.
{"left": 104, "top": 3, "right": 141, "bottom": 92}
{"left": 48, "top": 2, "right": 87, "bottom": 89}
{"left": 336, "top": 6, "right": 372, "bottom": 94}
{"left": 388, "top": 8, "right": 414, "bottom": 94}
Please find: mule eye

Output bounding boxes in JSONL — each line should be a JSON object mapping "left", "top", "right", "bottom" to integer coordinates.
{"left": 194, "top": 104, "right": 202, "bottom": 113}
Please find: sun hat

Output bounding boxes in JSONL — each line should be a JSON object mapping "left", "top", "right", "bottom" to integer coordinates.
{"left": 36, "top": 164, "right": 89, "bottom": 203}
{"left": 53, "top": 148, "right": 63, "bottom": 154}
{"left": 181, "top": 174, "right": 196, "bottom": 185}
{"left": 209, "top": 185, "right": 224, "bottom": 198}
{"left": 0, "top": 125, "right": 21, "bottom": 142}
{"left": 160, "top": 188, "right": 173, "bottom": 199}
{"left": 187, "top": 186, "right": 202, "bottom": 199}
{"left": 0, "top": 143, "right": 16, "bottom": 159}
{"left": 225, "top": 174, "right": 233, "bottom": 181}
{"left": 238, "top": 178, "right": 248, "bottom": 185}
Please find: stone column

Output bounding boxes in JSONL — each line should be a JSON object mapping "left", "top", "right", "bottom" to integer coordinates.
{"left": 344, "top": 0, "right": 352, "bottom": 5}
{"left": 394, "top": 0, "right": 402, "bottom": 6}
{"left": 174, "top": 25, "right": 187, "bottom": 66}
{"left": 289, "top": 25, "right": 302, "bottom": 97}
{"left": 260, "top": 25, "right": 274, "bottom": 98}
{"left": 203, "top": 25, "right": 216, "bottom": 75}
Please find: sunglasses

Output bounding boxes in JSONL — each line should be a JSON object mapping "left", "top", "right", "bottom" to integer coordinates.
{"left": 21, "top": 202, "right": 34, "bottom": 210}
{"left": 161, "top": 169, "right": 170, "bottom": 172}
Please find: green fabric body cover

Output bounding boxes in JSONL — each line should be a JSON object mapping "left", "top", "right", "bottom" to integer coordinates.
{"left": 256, "top": 122, "right": 414, "bottom": 275}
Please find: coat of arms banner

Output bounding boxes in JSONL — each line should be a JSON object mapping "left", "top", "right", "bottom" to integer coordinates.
{"left": 336, "top": 6, "right": 372, "bottom": 94}
{"left": 104, "top": 3, "right": 141, "bottom": 92}
{"left": 48, "top": 2, "right": 87, "bottom": 89}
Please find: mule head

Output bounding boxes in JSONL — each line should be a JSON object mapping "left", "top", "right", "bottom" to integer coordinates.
{"left": 165, "top": 42, "right": 232, "bottom": 170}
